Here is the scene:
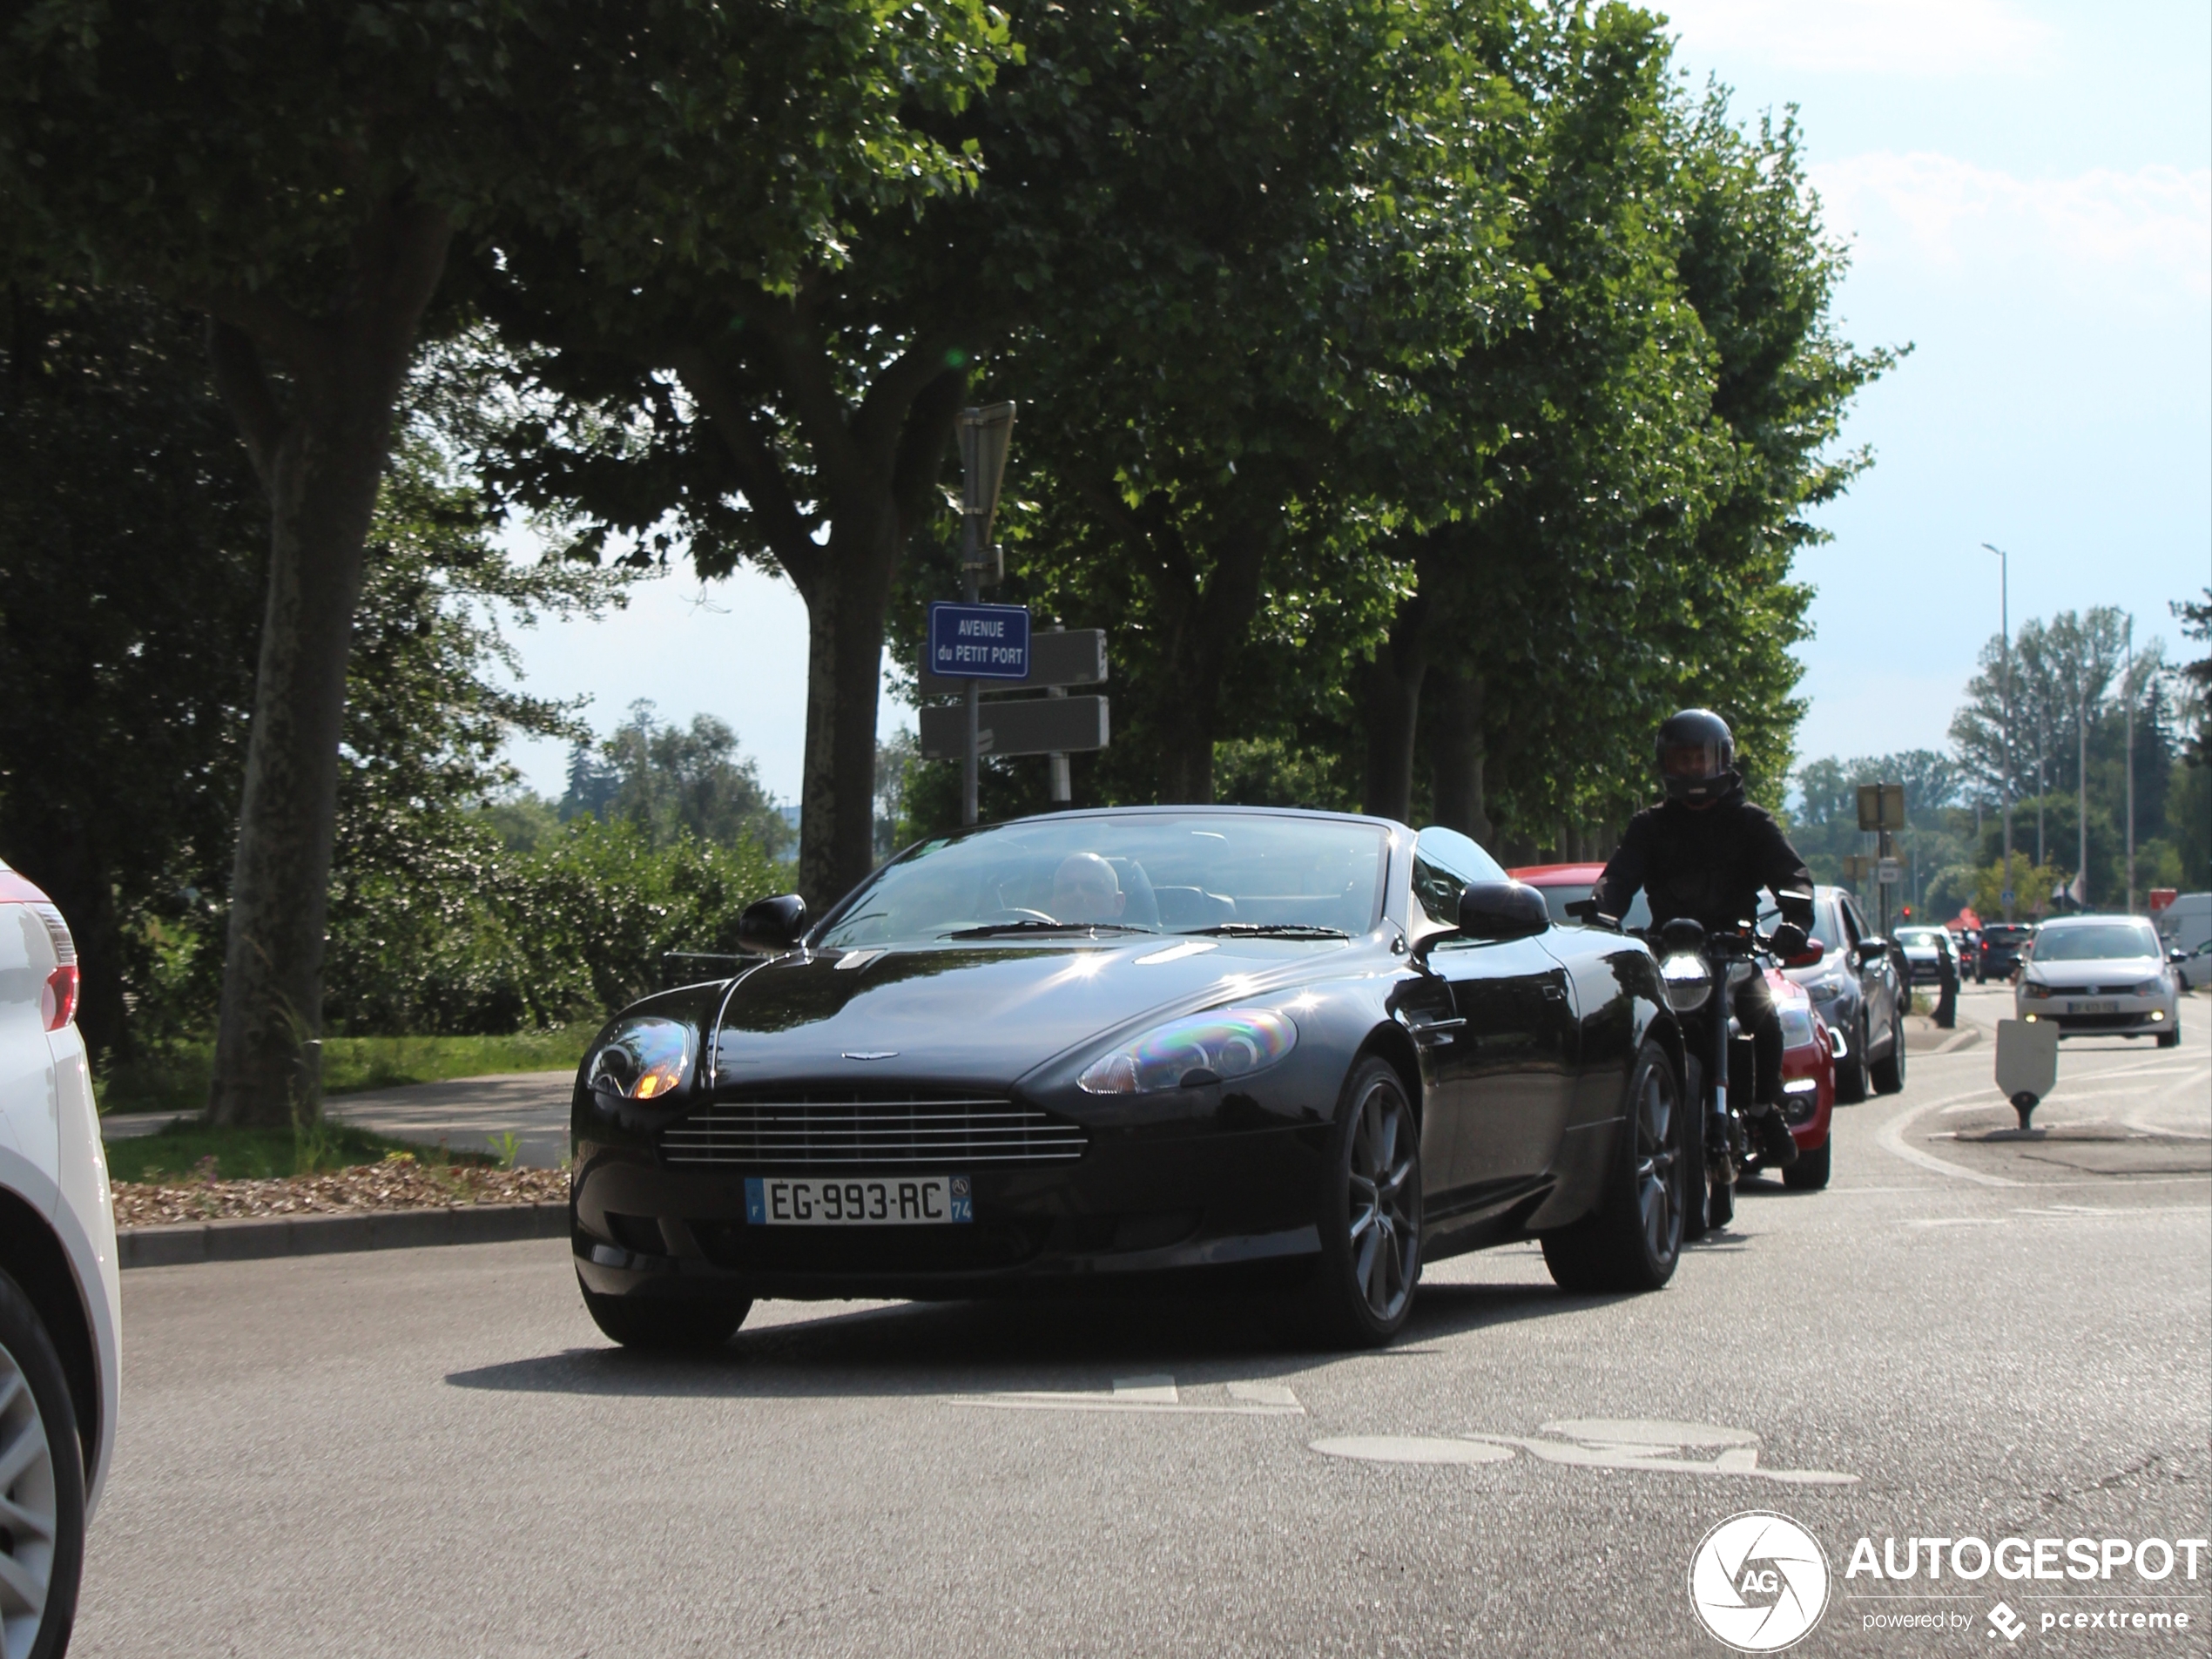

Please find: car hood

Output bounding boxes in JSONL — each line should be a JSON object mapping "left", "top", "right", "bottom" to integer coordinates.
{"left": 710, "top": 936, "right": 1354, "bottom": 1088}
{"left": 2026, "top": 958, "right": 2161, "bottom": 988}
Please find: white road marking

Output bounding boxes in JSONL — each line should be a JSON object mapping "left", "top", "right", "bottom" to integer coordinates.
{"left": 1311, "top": 1436, "right": 1514, "bottom": 1467}
{"left": 1877, "top": 1090, "right": 2025, "bottom": 1187}
{"left": 946, "top": 1373, "right": 1305, "bottom": 1417}
{"left": 1315, "top": 1420, "right": 1855, "bottom": 1485}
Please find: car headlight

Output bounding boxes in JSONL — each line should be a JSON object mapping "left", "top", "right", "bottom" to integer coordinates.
{"left": 2133, "top": 980, "right": 2163, "bottom": 997}
{"left": 1777, "top": 1005, "right": 1817, "bottom": 1048}
{"left": 1078, "top": 1008, "right": 1298, "bottom": 1095}
{"left": 587, "top": 1016, "right": 696, "bottom": 1101}
{"left": 2020, "top": 981, "right": 2053, "bottom": 1000}
{"left": 1659, "top": 953, "right": 1710, "bottom": 1012}
{"left": 1807, "top": 974, "right": 1844, "bottom": 1001}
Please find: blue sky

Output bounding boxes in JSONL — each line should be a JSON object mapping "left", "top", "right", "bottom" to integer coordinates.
{"left": 498, "top": 0, "right": 2212, "bottom": 804}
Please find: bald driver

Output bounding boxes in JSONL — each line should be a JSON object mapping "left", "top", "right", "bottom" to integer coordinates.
{"left": 1050, "top": 853, "right": 1126, "bottom": 925}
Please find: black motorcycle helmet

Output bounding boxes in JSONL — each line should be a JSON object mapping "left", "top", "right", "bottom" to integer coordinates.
{"left": 1656, "top": 708, "right": 1739, "bottom": 805}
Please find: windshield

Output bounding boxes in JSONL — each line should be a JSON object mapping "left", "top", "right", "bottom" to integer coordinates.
{"left": 1896, "top": 928, "right": 1945, "bottom": 948}
{"left": 2032, "top": 922, "right": 2159, "bottom": 963}
{"left": 817, "top": 814, "right": 1390, "bottom": 948}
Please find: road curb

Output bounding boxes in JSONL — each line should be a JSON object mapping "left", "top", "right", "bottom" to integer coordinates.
{"left": 118, "top": 1201, "right": 570, "bottom": 1270}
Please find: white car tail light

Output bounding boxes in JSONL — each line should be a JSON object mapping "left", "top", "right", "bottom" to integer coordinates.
{"left": 0, "top": 872, "right": 80, "bottom": 1030}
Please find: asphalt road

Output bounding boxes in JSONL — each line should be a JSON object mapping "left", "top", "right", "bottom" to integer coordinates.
{"left": 78, "top": 984, "right": 2209, "bottom": 1656}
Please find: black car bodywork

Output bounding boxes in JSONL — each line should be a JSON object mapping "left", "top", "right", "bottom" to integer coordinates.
{"left": 1976, "top": 922, "right": 2033, "bottom": 982}
{"left": 570, "top": 810, "right": 1683, "bottom": 1324}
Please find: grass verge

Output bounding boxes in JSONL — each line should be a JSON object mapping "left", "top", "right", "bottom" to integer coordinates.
{"left": 96, "top": 1029, "right": 590, "bottom": 1118}
{"left": 103, "top": 1117, "right": 496, "bottom": 1185}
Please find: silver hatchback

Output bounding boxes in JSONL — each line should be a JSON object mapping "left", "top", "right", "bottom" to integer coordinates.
{"left": 2016, "top": 915, "right": 2182, "bottom": 1047}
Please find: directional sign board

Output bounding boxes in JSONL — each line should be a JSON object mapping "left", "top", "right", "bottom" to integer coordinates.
{"left": 919, "top": 629, "right": 1105, "bottom": 696}
{"left": 1857, "top": 782, "right": 1906, "bottom": 833}
{"left": 920, "top": 697, "right": 1109, "bottom": 760}
{"left": 928, "top": 602, "right": 1030, "bottom": 681}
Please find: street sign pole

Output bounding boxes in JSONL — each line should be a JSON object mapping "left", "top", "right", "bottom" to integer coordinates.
{"left": 956, "top": 403, "right": 1016, "bottom": 826}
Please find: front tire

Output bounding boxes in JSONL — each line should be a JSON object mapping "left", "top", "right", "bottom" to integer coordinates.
{"left": 2157, "top": 1027, "right": 2181, "bottom": 1049}
{"left": 1302, "top": 1058, "right": 1422, "bottom": 1348}
{"left": 580, "top": 1284, "right": 752, "bottom": 1352}
{"left": 1542, "top": 1042, "right": 1683, "bottom": 1292}
{"left": 1782, "top": 1137, "right": 1832, "bottom": 1190}
{"left": 0, "top": 1271, "right": 84, "bottom": 1659}
{"left": 1835, "top": 1012, "right": 1871, "bottom": 1103}
{"left": 1871, "top": 1012, "right": 1907, "bottom": 1094}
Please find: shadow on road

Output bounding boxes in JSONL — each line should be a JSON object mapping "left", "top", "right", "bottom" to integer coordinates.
{"left": 445, "top": 1272, "right": 1630, "bottom": 1400}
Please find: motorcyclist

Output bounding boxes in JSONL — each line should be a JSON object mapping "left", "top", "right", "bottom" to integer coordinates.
{"left": 1595, "top": 709, "right": 1816, "bottom": 1170}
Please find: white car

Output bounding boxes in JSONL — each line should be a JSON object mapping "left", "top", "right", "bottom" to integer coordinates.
{"left": 2016, "top": 914, "right": 2183, "bottom": 1049}
{"left": 0, "top": 860, "right": 121, "bottom": 1656}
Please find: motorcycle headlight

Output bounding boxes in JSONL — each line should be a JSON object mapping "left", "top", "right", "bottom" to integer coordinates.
{"left": 1078, "top": 1008, "right": 1298, "bottom": 1095}
{"left": 1660, "top": 953, "right": 1710, "bottom": 1012}
{"left": 2020, "top": 981, "right": 2053, "bottom": 1000}
{"left": 587, "top": 1016, "right": 696, "bottom": 1101}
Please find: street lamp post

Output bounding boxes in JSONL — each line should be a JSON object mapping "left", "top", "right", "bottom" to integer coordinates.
{"left": 2124, "top": 620, "right": 2136, "bottom": 913}
{"left": 1983, "top": 543, "right": 2015, "bottom": 921}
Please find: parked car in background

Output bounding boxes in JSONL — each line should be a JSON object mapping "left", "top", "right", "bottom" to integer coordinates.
{"left": 1765, "top": 886, "right": 1907, "bottom": 1103}
{"left": 1975, "top": 921, "right": 2034, "bottom": 983}
{"left": 1894, "top": 924, "right": 1959, "bottom": 1028}
{"left": 2016, "top": 914, "right": 2182, "bottom": 1048}
{"left": 0, "top": 859, "right": 122, "bottom": 1658}
{"left": 2153, "top": 892, "right": 2211, "bottom": 958}
{"left": 1508, "top": 864, "right": 1840, "bottom": 1137}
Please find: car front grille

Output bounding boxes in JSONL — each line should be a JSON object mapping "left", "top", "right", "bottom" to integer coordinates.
{"left": 660, "top": 1092, "right": 1089, "bottom": 1169}
{"left": 2047, "top": 1011, "right": 2152, "bottom": 1029}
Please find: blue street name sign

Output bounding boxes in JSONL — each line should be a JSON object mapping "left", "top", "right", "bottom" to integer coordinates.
{"left": 928, "top": 601, "right": 1031, "bottom": 680}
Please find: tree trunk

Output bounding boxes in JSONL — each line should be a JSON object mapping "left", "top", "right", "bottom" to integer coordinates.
{"left": 1151, "top": 523, "right": 1271, "bottom": 805}
{"left": 797, "top": 507, "right": 900, "bottom": 909}
{"left": 205, "top": 202, "right": 451, "bottom": 1125}
{"left": 1430, "top": 664, "right": 1491, "bottom": 845}
{"left": 1359, "top": 592, "right": 1430, "bottom": 821}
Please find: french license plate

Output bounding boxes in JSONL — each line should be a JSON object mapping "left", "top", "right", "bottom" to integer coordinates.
{"left": 744, "top": 1175, "right": 972, "bottom": 1226}
{"left": 2069, "top": 1000, "right": 2119, "bottom": 1015}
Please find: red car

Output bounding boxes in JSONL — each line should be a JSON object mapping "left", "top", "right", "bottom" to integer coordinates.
{"left": 1509, "top": 863, "right": 1836, "bottom": 1188}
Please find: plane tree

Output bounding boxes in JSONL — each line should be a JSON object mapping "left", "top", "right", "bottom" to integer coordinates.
{"left": 0, "top": 0, "right": 996, "bottom": 1120}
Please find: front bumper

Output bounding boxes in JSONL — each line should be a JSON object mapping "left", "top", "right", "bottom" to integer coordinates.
{"left": 570, "top": 1122, "right": 1326, "bottom": 1303}
{"left": 2017, "top": 995, "right": 2176, "bottom": 1035}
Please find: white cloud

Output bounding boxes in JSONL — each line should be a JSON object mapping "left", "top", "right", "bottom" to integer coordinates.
{"left": 1659, "top": 0, "right": 2058, "bottom": 76}
{"left": 1811, "top": 153, "right": 2211, "bottom": 300}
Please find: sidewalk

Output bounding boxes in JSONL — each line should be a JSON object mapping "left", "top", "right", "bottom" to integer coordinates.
{"left": 102, "top": 1069, "right": 577, "bottom": 1169}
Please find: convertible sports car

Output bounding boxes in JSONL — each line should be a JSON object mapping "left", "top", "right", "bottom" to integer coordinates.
{"left": 571, "top": 809, "right": 1689, "bottom": 1351}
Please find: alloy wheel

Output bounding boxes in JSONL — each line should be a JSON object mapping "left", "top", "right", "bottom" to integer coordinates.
{"left": 1633, "top": 1060, "right": 1679, "bottom": 1263}
{"left": 1345, "top": 1080, "right": 1420, "bottom": 1322}
{"left": 0, "top": 1341, "right": 59, "bottom": 1659}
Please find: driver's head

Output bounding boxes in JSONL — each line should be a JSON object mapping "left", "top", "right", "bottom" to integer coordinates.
{"left": 1051, "top": 853, "right": 1125, "bottom": 924}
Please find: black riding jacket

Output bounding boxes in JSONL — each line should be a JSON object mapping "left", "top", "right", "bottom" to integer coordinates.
{"left": 1596, "top": 788, "right": 1815, "bottom": 936}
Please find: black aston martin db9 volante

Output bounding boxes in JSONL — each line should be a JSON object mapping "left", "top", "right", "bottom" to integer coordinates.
{"left": 571, "top": 808, "right": 1687, "bottom": 1350}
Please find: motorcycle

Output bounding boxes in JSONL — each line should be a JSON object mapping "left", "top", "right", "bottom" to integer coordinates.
{"left": 1652, "top": 917, "right": 1814, "bottom": 1234}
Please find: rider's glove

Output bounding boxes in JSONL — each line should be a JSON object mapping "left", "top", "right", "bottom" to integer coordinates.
{"left": 1770, "top": 922, "right": 1808, "bottom": 959}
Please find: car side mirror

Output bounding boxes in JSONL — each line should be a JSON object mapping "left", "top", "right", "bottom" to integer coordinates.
{"left": 1784, "top": 941, "right": 1824, "bottom": 968}
{"left": 1853, "top": 938, "right": 1888, "bottom": 968}
{"left": 1458, "top": 880, "right": 1550, "bottom": 941}
{"left": 738, "top": 894, "right": 808, "bottom": 954}
{"left": 2169, "top": 948, "right": 2189, "bottom": 965}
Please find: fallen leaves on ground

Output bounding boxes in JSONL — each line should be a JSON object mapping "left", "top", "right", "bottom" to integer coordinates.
{"left": 113, "top": 1163, "right": 570, "bottom": 1228}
